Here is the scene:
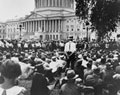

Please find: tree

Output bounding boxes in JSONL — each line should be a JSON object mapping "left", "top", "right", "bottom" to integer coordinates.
{"left": 75, "top": 0, "right": 120, "bottom": 41}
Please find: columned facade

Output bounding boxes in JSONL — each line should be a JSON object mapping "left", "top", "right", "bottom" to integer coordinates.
{"left": 35, "top": 0, "right": 74, "bottom": 9}
{"left": 19, "top": 0, "right": 78, "bottom": 40}
{"left": 22, "top": 18, "right": 64, "bottom": 40}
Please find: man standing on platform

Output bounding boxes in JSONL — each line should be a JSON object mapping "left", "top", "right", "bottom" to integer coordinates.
{"left": 64, "top": 36, "right": 76, "bottom": 69}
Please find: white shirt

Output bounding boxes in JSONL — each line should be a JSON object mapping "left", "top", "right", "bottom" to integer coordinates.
{"left": 18, "top": 43, "right": 21, "bottom": 47}
{"left": 82, "top": 59, "right": 88, "bottom": 68}
{"left": 18, "top": 62, "right": 34, "bottom": 79}
{"left": 49, "top": 61, "right": 59, "bottom": 73}
{"left": 59, "top": 42, "right": 64, "bottom": 47}
{"left": 0, "top": 86, "right": 26, "bottom": 95}
{"left": 64, "top": 41, "right": 76, "bottom": 53}
{"left": 24, "top": 43, "right": 28, "bottom": 48}
{"left": 0, "top": 41, "right": 4, "bottom": 47}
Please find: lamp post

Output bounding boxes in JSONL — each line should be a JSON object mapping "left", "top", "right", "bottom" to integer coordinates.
{"left": 86, "top": 21, "right": 90, "bottom": 42}
{"left": 17, "top": 24, "right": 23, "bottom": 40}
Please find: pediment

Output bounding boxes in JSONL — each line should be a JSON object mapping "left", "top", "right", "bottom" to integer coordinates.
{"left": 25, "top": 12, "right": 47, "bottom": 20}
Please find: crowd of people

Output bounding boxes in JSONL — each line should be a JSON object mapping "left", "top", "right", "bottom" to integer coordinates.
{"left": 0, "top": 37, "right": 120, "bottom": 95}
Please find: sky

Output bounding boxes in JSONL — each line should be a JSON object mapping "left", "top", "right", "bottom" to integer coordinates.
{"left": 0, "top": 0, "right": 34, "bottom": 22}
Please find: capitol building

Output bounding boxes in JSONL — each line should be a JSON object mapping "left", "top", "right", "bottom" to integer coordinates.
{"left": 5, "top": 0, "right": 95, "bottom": 40}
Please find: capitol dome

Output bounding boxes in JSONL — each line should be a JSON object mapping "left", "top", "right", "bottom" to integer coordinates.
{"left": 34, "top": 0, "right": 74, "bottom": 12}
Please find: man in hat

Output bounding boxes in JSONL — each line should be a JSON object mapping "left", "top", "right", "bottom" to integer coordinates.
{"left": 60, "top": 69, "right": 80, "bottom": 95}
{"left": 64, "top": 36, "right": 76, "bottom": 69}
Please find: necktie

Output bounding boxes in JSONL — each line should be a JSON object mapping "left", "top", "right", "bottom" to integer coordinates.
{"left": 2, "top": 90, "right": 6, "bottom": 95}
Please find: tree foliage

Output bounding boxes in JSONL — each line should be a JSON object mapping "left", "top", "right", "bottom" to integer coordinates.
{"left": 75, "top": 0, "right": 120, "bottom": 41}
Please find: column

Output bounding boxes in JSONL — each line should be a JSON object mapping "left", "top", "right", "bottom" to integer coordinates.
{"left": 33, "top": 21, "right": 35, "bottom": 32}
{"left": 24, "top": 22, "right": 26, "bottom": 32}
{"left": 57, "top": 20, "right": 58, "bottom": 32}
{"left": 35, "top": 0, "right": 37, "bottom": 8}
{"left": 55, "top": 20, "right": 57, "bottom": 32}
{"left": 41, "top": 21, "right": 43, "bottom": 32}
{"left": 38, "top": 20, "right": 40, "bottom": 32}
{"left": 39, "top": 0, "right": 41, "bottom": 7}
{"left": 25, "top": 22, "right": 27, "bottom": 31}
{"left": 36, "top": 21, "right": 37, "bottom": 32}
{"left": 49, "top": 20, "right": 51, "bottom": 33}
{"left": 29, "top": 21, "right": 31, "bottom": 32}
{"left": 22, "top": 22, "right": 24, "bottom": 28}
{"left": 53, "top": 20, "right": 54, "bottom": 32}
{"left": 31, "top": 21, "right": 32, "bottom": 32}
{"left": 36, "top": 21, "right": 38, "bottom": 32}
{"left": 37, "top": 0, "right": 39, "bottom": 8}
{"left": 30, "top": 21, "right": 31, "bottom": 32}
{"left": 51, "top": 20, "right": 53, "bottom": 32}
{"left": 59, "top": 0, "right": 61, "bottom": 7}
{"left": 45, "top": 0, "right": 47, "bottom": 7}
{"left": 50, "top": 0, "right": 52, "bottom": 6}
{"left": 71, "top": 0, "right": 74, "bottom": 9}
{"left": 31, "top": 21, "right": 33, "bottom": 32}
{"left": 27, "top": 22, "right": 29, "bottom": 32}
{"left": 28, "top": 21, "right": 30, "bottom": 32}
{"left": 44, "top": 20, "right": 46, "bottom": 32}
{"left": 56, "top": 20, "right": 58, "bottom": 32}
{"left": 34, "top": 21, "right": 36, "bottom": 32}
{"left": 52, "top": 0, "right": 54, "bottom": 6}
{"left": 48, "top": 0, "right": 50, "bottom": 6}
{"left": 42, "top": 21, "right": 44, "bottom": 32}
{"left": 34, "top": 21, "right": 35, "bottom": 32}
{"left": 35, "top": 21, "right": 37, "bottom": 32}
{"left": 55, "top": 0, "right": 57, "bottom": 6}
{"left": 53, "top": 0, "right": 55, "bottom": 7}
{"left": 33, "top": 21, "right": 34, "bottom": 32}
{"left": 58, "top": 20, "right": 60, "bottom": 32}
{"left": 60, "top": 20, "right": 61, "bottom": 32}
{"left": 43, "top": 0, "right": 45, "bottom": 7}
{"left": 24, "top": 22, "right": 26, "bottom": 31}
{"left": 40, "top": 21, "right": 41, "bottom": 32}
{"left": 44, "top": 0, "right": 46, "bottom": 7}
{"left": 26, "top": 22, "right": 28, "bottom": 32}
{"left": 41, "top": 0, "right": 43, "bottom": 7}
{"left": 66, "top": 0, "right": 68, "bottom": 8}
{"left": 61, "top": 20, "right": 63, "bottom": 32}
{"left": 51, "top": 20, "right": 52, "bottom": 32}
{"left": 54, "top": 20, "right": 56, "bottom": 33}
{"left": 65, "top": 0, "right": 67, "bottom": 7}
{"left": 53, "top": 20, "right": 55, "bottom": 32}
{"left": 68, "top": 0, "right": 71, "bottom": 8}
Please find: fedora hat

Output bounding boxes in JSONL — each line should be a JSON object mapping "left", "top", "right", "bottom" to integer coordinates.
{"left": 66, "top": 70, "right": 79, "bottom": 79}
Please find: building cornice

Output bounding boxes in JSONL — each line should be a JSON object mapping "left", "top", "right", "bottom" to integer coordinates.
{"left": 34, "top": 7, "right": 74, "bottom": 13}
